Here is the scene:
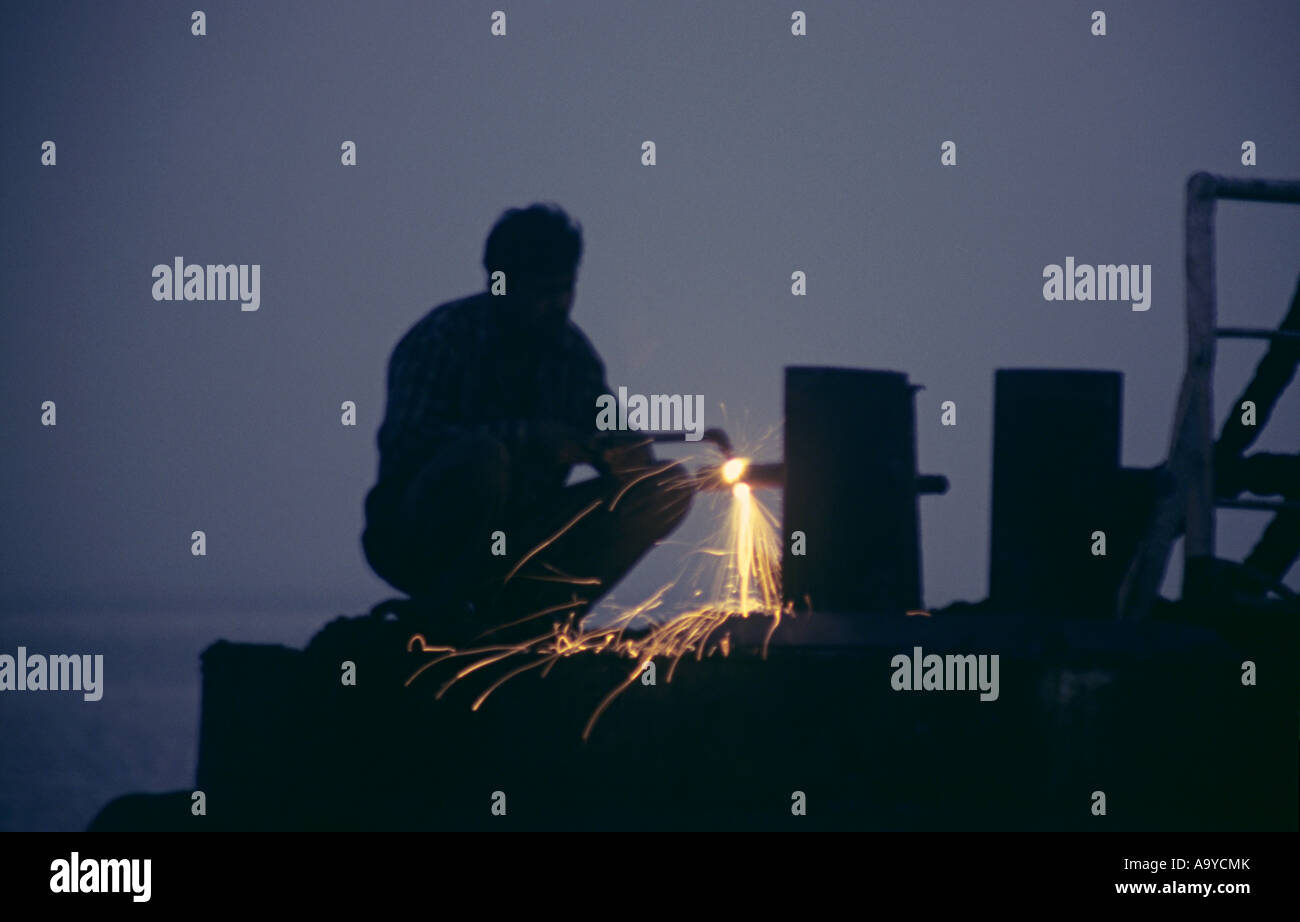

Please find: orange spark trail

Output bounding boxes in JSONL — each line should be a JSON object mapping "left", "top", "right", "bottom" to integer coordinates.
{"left": 405, "top": 446, "right": 789, "bottom": 740}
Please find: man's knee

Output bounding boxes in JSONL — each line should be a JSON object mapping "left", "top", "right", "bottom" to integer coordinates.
{"left": 361, "top": 514, "right": 417, "bottom": 596}
{"left": 426, "top": 431, "right": 511, "bottom": 497}
{"left": 447, "top": 431, "right": 511, "bottom": 468}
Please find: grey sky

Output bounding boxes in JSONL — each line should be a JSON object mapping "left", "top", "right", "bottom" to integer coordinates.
{"left": 2, "top": 0, "right": 1297, "bottom": 616}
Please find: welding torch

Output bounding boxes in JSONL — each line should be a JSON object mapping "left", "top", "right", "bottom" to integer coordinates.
{"left": 643, "top": 429, "right": 784, "bottom": 492}
{"left": 582, "top": 428, "right": 782, "bottom": 491}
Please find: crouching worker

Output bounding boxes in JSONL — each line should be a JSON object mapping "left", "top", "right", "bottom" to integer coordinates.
{"left": 360, "top": 204, "right": 694, "bottom": 643}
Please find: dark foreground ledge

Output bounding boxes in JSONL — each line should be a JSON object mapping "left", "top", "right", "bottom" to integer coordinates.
{"left": 90, "top": 599, "right": 1297, "bottom": 831}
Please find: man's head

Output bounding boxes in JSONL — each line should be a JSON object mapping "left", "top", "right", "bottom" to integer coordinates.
{"left": 483, "top": 203, "right": 583, "bottom": 338}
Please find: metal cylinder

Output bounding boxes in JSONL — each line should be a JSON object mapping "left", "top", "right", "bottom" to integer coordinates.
{"left": 989, "top": 369, "right": 1122, "bottom": 615}
{"left": 782, "top": 367, "right": 926, "bottom": 612}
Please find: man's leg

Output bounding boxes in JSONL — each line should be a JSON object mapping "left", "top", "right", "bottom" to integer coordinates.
{"left": 478, "top": 461, "right": 695, "bottom": 638}
{"left": 361, "top": 432, "right": 512, "bottom": 602}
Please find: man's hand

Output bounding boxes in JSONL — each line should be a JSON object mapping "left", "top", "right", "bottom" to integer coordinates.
{"left": 587, "top": 431, "right": 655, "bottom": 479}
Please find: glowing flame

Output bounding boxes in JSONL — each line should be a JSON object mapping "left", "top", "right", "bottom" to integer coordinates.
{"left": 721, "top": 457, "right": 749, "bottom": 484}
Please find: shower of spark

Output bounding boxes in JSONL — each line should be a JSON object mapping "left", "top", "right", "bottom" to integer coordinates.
{"left": 404, "top": 440, "right": 788, "bottom": 740}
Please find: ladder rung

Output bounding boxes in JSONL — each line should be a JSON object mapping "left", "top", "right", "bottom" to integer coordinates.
{"left": 1216, "top": 498, "right": 1300, "bottom": 512}
{"left": 1216, "top": 327, "right": 1300, "bottom": 341}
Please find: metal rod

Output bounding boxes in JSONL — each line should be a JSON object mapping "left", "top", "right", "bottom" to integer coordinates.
{"left": 1216, "top": 498, "right": 1300, "bottom": 513}
{"left": 644, "top": 428, "right": 734, "bottom": 457}
{"left": 692, "top": 461, "right": 785, "bottom": 491}
{"left": 1199, "top": 175, "right": 1300, "bottom": 204}
{"left": 1216, "top": 327, "right": 1300, "bottom": 341}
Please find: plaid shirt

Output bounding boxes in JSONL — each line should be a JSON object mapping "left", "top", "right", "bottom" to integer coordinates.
{"left": 374, "top": 291, "right": 610, "bottom": 513}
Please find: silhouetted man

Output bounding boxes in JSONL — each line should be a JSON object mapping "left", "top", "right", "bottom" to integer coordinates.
{"left": 362, "top": 204, "right": 693, "bottom": 639}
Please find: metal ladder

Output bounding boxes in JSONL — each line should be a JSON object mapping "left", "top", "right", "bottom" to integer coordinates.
{"left": 1117, "top": 172, "right": 1300, "bottom": 619}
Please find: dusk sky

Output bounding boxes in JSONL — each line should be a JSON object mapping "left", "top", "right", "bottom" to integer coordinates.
{"left": 3, "top": 0, "right": 1298, "bottom": 618}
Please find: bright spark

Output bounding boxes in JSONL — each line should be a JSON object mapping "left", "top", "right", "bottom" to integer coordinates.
{"left": 721, "top": 457, "right": 749, "bottom": 484}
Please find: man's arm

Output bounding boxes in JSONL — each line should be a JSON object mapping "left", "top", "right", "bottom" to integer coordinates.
{"left": 566, "top": 340, "right": 655, "bottom": 477}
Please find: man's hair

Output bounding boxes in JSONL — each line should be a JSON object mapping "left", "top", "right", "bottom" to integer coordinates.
{"left": 483, "top": 203, "right": 583, "bottom": 278}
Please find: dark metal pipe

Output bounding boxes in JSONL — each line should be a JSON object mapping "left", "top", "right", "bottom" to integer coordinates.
{"left": 782, "top": 367, "right": 935, "bottom": 613}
